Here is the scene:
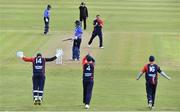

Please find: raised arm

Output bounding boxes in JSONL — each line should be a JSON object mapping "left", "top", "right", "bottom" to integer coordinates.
{"left": 91, "top": 57, "right": 95, "bottom": 63}
{"left": 22, "top": 57, "right": 34, "bottom": 62}
{"left": 17, "top": 51, "right": 34, "bottom": 62}
{"left": 45, "top": 49, "right": 63, "bottom": 62}
{"left": 45, "top": 56, "right": 57, "bottom": 62}
{"left": 82, "top": 55, "right": 95, "bottom": 65}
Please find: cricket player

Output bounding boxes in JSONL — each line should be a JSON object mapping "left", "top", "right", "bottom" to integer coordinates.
{"left": 88, "top": 15, "right": 104, "bottom": 48}
{"left": 82, "top": 54, "right": 95, "bottom": 109}
{"left": 79, "top": 2, "right": 88, "bottom": 30}
{"left": 72, "top": 20, "right": 83, "bottom": 61}
{"left": 136, "top": 55, "right": 171, "bottom": 110}
{"left": 17, "top": 50, "right": 62, "bottom": 105}
{"left": 43, "top": 4, "right": 51, "bottom": 35}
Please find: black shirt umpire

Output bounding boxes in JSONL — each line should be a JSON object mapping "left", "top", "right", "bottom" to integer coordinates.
{"left": 79, "top": 2, "right": 88, "bottom": 30}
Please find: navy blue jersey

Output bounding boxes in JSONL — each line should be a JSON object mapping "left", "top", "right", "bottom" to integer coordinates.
{"left": 83, "top": 63, "right": 94, "bottom": 81}
{"left": 23, "top": 56, "right": 56, "bottom": 75}
{"left": 33, "top": 57, "right": 45, "bottom": 75}
{"left": 93, "top": 19, "right": 103, "bottom": 31}
{"left": 142, "top": 64, "right": 162, "bottom": 85}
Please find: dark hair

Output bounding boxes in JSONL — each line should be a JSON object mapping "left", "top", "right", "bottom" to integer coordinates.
{"left": 47, "top": 4, "right": 51, "bottom": 9}
{"left": 75, "top": 20, "right": 81, "bottom": 27}
{"left": 86, "top": 55, "right": 92, "bottom": 62}
{"left": 149, "top": 55, "right": 155, "bottom": 62}
{"left": 36, "top": 53, "right": 42, "bottom": 57}
{"left": 81, "top": 2, "right": 85, "bottom": 5}
{"left": 96, "top": 15, "right": 100, "bottom": 17}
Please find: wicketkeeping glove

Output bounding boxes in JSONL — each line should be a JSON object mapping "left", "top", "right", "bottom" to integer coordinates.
{"left": 16, "top": 51, "right": 24, "bottom": 58}
{"left": 56, "top": 49, "right": 63, "bottom": 58}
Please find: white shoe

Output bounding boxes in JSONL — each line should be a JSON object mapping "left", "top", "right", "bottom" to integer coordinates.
{"left": 152, "top": 106, "right": 155, "bottom": 110}
{"left": 85, "top": 104, "right": 90, "bottom": 109}
{"left": 37, "top": 97, "right": 42, "bottom": 105}
{"left": 148, "top": 103, "right": 152, "bottom": 110}
{"left": 34, "top": 97, "right": 38, "bottom": 105}
{"left": 100, "top": 46, "right": 104, "bottom": 49}
{"left": 88, "top": 45, "right": 91, "bottom": 48}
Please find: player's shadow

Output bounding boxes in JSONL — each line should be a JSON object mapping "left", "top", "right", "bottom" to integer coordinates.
{"left": 82, "top": 46, "right": 104, "bottom": 50}
{"left": 66, "top": 104, "right": 87, "bottom": 110}
{"left": 136, "top": 107, "right": 151, "bottom": 111}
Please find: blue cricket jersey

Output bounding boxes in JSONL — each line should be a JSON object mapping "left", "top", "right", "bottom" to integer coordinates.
{"left": 44, "top": 9, "right": 50, "bottom": 18}
{"left": 74, "top": 26, "right": 83, "bottom": 39}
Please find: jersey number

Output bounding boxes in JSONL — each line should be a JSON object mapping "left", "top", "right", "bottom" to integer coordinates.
{"left": 86, "top": 65, "right": 91, "bottom": 71}
{"left": 36, "top": 58, "right": 42, "bottom": 64}
{"left": 149, "top": 66, "right": 155, "bottom": 72}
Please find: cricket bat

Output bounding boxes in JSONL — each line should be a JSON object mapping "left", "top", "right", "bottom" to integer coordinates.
{"left": 62, "top": 38, "right": 73, "bottom": 41}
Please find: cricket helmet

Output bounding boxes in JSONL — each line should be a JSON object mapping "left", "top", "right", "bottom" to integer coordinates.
{"left": 149, "top": 55, "right": 155, "bottom": 62}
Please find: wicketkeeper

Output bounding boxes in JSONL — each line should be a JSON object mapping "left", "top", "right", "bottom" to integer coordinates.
{"left": 16, "top": 50, "right": 62, "bottom": 105}
{"left": 82, "top": 54, "right": 95, "bottom": 109}
{"left": 136, "top": 55, "right": 171, "bottom": 110}
{"left": 72, "top": 20, "right": 83, "bottom": 61}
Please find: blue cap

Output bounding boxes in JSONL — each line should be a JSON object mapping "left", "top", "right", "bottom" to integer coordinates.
{"left": 149, "top": 55, "right": 155, "bottom": 62}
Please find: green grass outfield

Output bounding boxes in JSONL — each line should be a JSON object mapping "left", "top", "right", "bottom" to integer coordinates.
{"left": 0, "top": 0, "right": 180, "bottom": 111}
